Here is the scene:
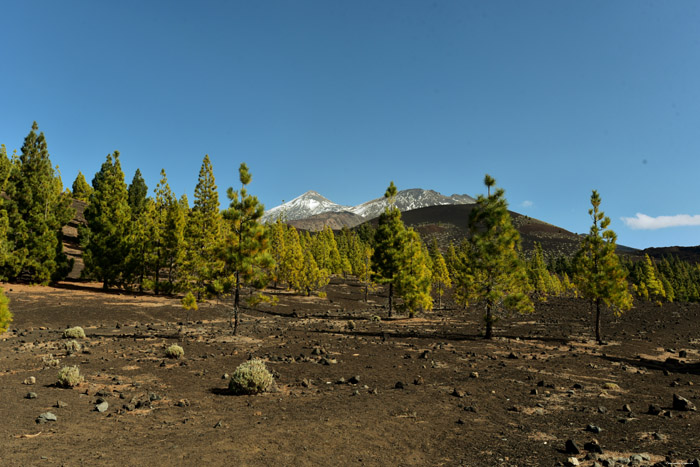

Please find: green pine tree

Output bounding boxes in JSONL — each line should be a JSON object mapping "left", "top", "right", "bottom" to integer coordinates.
{"left": 81, "top": 152, "right": 131, "bottom": 288}
{"left": 453, "top": 175, "right": 533, "bottom": 339}
{"left": 71, "top": 171, "right": 92, "bottom": 201}
{"left": 182, "top": 155, "right": 222, "bottom": 298}
{"left": 2, "top": 122, "right": 74, "bottom": 283}
{"left": 431, "top": 249, "right": 452, "bottom": 309}
{"left": 216, "top": 163, "right": 273, "bottom": 334}
{"left": 0, "top": 286, "right": 11, "bottom": 334}
{"left": 396, "top": 228, "right": 433, "bottom": 316}
{"left": 573, "top": 190, "right": 632, "bottom": 344}
{"left": 372, "top": 181, "right": 405, "bottom": 317}
{"left": 128, "top": 169, "right": 148, "bottom": 216}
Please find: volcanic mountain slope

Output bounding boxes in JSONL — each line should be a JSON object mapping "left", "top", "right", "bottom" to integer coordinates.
{"left": 367, "top": 204, "right": 638, "bottom": 259}
{"left": 261, "top": 191, "right": 351, "bottom": 223}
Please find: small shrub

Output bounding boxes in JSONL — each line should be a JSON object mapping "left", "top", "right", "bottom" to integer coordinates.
{"left": 228, "top": 358, "right": 274, "bottom": 395}
{"left": 57, "top": 366, "right": 83, "bottom": 388}
{"left": 0, "top": 287, "right": 12, "bottom": 334}
{"left": 42, "top": 354, "right": 60, "bottom": 368}
{"left": 64, "top": 340, "right": 81, "bottom": 354}
{"left": 63, "top": 326, "right": 86, "bottom": 339}
{"left": 165, "top": 344, "right": 184, "bottom": 359}
{"left": 370, "top": 315, "right": 381, "bottom": 323}
{"left": 347, "top": 320, "right": 356, "bottom": 330}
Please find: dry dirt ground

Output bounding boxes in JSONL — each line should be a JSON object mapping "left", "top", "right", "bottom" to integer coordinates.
{"left": 1, "top": 278, "right": 699, "bottom": 466}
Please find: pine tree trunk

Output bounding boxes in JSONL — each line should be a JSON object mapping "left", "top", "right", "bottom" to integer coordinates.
{"left": 595, "top": 298, "right": 602, "bottom": 344}
{"left": 233, "top": 270, "right": 240, "bottom": 335}
{"left": 364, "top": 283, "right": 368, "bottom": 302}
{"left": 485, "top": 302, "right": 493, "bottom": 339}
{"left": 388, "top": 282, "right": 393, "bottom": 317}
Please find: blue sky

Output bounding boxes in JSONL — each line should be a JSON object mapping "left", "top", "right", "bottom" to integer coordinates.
{"left": 2, "top": 0, "right": 699, "bottom": 249}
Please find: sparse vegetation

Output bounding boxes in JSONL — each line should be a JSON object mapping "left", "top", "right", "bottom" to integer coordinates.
{"left": 165, "top": 344, "right": 184, "bottom": 359}
{"left": 64, "top": 339, "right": 81, "bottom": 354}
{"left": 62, "top": 326, "right": 86, "bottom": 339}
{"left": 228, "top": 358, "right": 274, "bottom": 395}
{"left": 57, "top": 365, "right": 83, "bottom": 387}
{"left": 0, "top": 287, "right": 11, "bottom": 334}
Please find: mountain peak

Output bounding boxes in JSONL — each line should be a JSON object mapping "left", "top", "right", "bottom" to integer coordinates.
{"left": 263, "top": 188, "right": 475, "bottom": 225}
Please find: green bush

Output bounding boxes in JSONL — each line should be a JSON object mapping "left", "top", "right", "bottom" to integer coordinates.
{"left": 165, "top": 344, "right": 184, "bottom": 359}
{"left": 228, "top": 359, "right": 274, "bottom": 395}
{"left": 0, "top": 287, "right": 12, "bottom": 334}
{"left": 64, "top": 340, "right": 81, "bottom": 354}
{"left": 57, "top": 365, "right": 83, "bottom": 387}
{"left": 62, "top": 326, "right": 86, "bottom": 339}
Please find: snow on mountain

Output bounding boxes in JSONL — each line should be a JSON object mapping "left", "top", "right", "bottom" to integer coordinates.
{"left": 261, "top": 191, "right": 352, "bottom": 223}
{"left": 263, "top": 188, "right": 475, "bottom": 224}
{"left": 349, "top": 189, "right": 476, "bottom": 220}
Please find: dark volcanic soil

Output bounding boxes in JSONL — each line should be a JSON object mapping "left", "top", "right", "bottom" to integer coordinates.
{"left": 1, "top": 278, "right": 699, "bottom": 466}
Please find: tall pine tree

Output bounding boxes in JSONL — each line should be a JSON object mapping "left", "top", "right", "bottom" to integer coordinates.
{"left": 574, "top": 190, "right": 632, "bottom": 344}
{"left": 2, "top": 122, "right": 74, "bottom": 283}
{"left": 372, "top": 182, "right": 405, "bottom": 317}
{"left": 81, "top": 152, "right": 131, "bottom": 288}
{"left": 71, "top": 171, "right": 92, "bottom": 201}
{"left": 453, "top": 175, "right": 533, "bottom": 338}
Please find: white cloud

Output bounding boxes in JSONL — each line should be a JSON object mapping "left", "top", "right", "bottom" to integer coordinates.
{"left": 521, "top": 200, "right": 533, "bottom": 208}
{"left": 621, "top": 213, "right": 700, "bottom": 230}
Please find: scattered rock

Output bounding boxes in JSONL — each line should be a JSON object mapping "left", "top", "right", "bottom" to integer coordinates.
{"left": 565, "top": 439, "right": 581, "bottom": 455}
{"left": 565, "top": 457, "right": 579, "bottom": 466}
{"left": 648, "top": 404, "right": 662, "bottom": 415}
{"left": 149, "top": 393, "right": 161, "bottom": 401}
{"left": 451, "top": 388, "right": 465, "bottom": 398}
{"left": 530, "top": 388, "right": 538, "bottom": 395}
{"left": 598, "top": 406, "right": 607, "bottom": 414}
{"left": 348, "top": 375, "right": 360, "bottom": 384}
{"left": 54, "top": 401, "right": 67, "bottom": 408}
{"left": 572, "top": 383, "right": 583, "bottom": 390}
{"left": 413, "top": 376, "right": 424, "bottom": 385}
{"left": 652, "top": 432, "right": 667, "bottom": 441}
{"left": 419, "top": 350, "right": 430, "bottom": 359}
{"left": 319, "top": 357, "right": 337, "bottom": 365}
{"left": 673, "top": 394, "right": 696, "bottom": 411}
{"left": 23, "top": 376, "right": 36, "bottom": 385}
{"left": 95, "top": 401, "right": 109, "bottom": 412}
{"left": 584, "top": 440, "right": 603, "bottom": 454}
{"left": 175, "top": 399, "right": 190, "bottom": 407}
{"left": 585, "top": 424, "right": 601, "bottom": 434}
{"left": 394, "top": 381, "right": 405, "bottom": 390}
{"left": 25, "top": 392, "right": 37, "bottom": 399}
{"left": 507, "top": 352, "right": 518, "bottom": 359}
{"left": 213, "top": 420, "right": 222, "bottom": 428}
{"left": 679, "top": 350, "right": 688, "bottom": 358}
{"left": 36, "top": 412, "right": 57, "bottom": 424}
{"left": 602, "top": 382, "right": 620, "bottom": 390}
{"left": 622, "top": 404, "right": 632, "bottom": 412}
{"left": 469, "top": 371, "right": 479, "bottom": 379}
{"left": 301, "top": 378, "right": 311, "bottom": 388}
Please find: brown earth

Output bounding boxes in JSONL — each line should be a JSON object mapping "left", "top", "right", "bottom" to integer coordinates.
{"left": 1, "top": 278, "right": 699, "bottom": 466}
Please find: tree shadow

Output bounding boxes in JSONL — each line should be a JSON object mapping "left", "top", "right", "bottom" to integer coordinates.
{"left": 600, "top": 354, "right": 700, "bottom": 376}
{"left": 309, "top": 328, "right": 570, "bottom": 344}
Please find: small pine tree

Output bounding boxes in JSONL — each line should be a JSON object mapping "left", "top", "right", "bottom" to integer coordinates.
{"left": 574, "top": 190, "right": 632, "bottom": 344}
{"left": 453, "top": 175, "right": 533, "bottom": 339}
{"left": 71, "top": 171, "right": 92, "bottom": 201}
{"left": 396, "top": 229, "right": 433, "bottom": 316}
{"left": 0, "top": 287, "right": 11, "bottom": 334}
{"left": 431, "top": 249, "right": 452, "bottom": 309}
{"left": 216, "top": 163, "right": 273, "bottom": 334}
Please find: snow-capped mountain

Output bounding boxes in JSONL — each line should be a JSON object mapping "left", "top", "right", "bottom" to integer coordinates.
{"left": 261, "top": 191, "right": 352, "bottom": 223}
{"left": 349, "top": 189, "right": 476, "bottom": 220}
{"left": 262, "top": 188, "right": 475, "bottom": 224}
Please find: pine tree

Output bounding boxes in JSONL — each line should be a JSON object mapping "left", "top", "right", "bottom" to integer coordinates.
{"left": 396, "top": 229, "right": 433, "bottom": 316}
{"left": 2, "top": 122, "right": 74, "bottom": 283}
{"left": 71, "top": 171, "right": 92, "bottom": 201}
{"left": 528, "top": 242, "right": 552, "bottom": 301}
{"left": 128, "top": 169, "right": 148, "bottom": 216}
{"left": 573, "top": 190, "right": 632, "bottom": 344}
{"left": 0, "top": 286, "right": 11, "bottom": 334}
{"left": 453, "top": 175, "right": 533, "bottom": 339}
{"left": 281, "top": 225, "right": 305, "bottom": 291}
{"left": 634, "top": 254, "right": 666, "bottom": 304}
{"left": 126, "top": 197, "right": 155, "bottom": 292}
{"left": 431, "top": 249, "right": 452, "bottom": 309}
{"left": 216, "top": 163, "right": 273, "bottom": 334}
{"left": 372, "top": 182, "right": 405, "bottom": 317}
{"left": 81, "top": 152, "right": 131, "bottom": 288}
{"left": 182, "top": 155, "right": 221, "bottom": 297}
{"left": 151, "top": 170, "right": 186, "bottom": 294}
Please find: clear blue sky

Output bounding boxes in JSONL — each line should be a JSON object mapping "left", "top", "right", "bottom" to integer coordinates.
{"left": 2, "top": 0, "right": 699, "bottom": 249}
